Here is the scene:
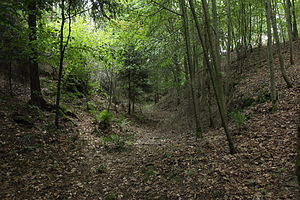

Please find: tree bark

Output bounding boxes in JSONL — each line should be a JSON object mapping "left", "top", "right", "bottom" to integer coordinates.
{"left": 107, "top": 68, "right": 114, "bottom": 112}
{"left": 179, "top": 0, "right": 202, "bottom": 138}
{"left": 128, "top": 67, "right": 131, "bottom": 115}
{"left": 296, "top": 112, "right": 300, "bottom": 188}
{"left": 258, "top": 12, "right": 263, "bottom": 48}
{"left": 55, "top": 0, "right": 72, "bottom": 128}
{"left": 265, "top": 0, "right": 277, "bottom": 105}
{"left": 172, "top": 53, "right": 181, "bottom": 105}
{"left": 284, "top": 0, "right": 295, "bottom": 65}
{"left": 27, "top": 0, "right": 46, "bottom": 107}
{"left": 225, "top": 0, "right": 232, "bottom": 97}
{"left": 8, "top": 57, "right": 13, "bottom": 96}
{"left": 271, "top": 0, "right": 293, "bottom": 88}
{"left": 248, "top": 3, "right": 253, "bottom": 51}
{"left": 188, "top": 0, "right": 236, "bottom": 154}
{"left": 276, "top": 5, "right": 287, "bottom": 44}
{"left": 291, "top": 0, "right": 298, "bottom": 40}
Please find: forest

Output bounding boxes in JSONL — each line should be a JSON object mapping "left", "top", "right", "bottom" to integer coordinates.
{"left": 0, "top": 0, "right": 300, "bottom": 199}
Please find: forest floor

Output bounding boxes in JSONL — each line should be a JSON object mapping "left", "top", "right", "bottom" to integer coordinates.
{"left": 1, "top": 43, "right": 300, "bottom": 199}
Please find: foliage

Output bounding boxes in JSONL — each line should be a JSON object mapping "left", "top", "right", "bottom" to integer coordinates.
{"left": 96, "top": 109, "right": 113, "bottom": 128}
{"left": 104, "top": 193, "right": 118, "bottom": 200}
{"left": 96, "top": 164, "right": 107, "bottom": 174}
{"left": 257, "top": 90, "right": 271, "bottom": 103}
{"left": 241, "top": 97, "right": 256, "bottom": 108}
{"left": 145, "top": 165, "right": 154, "bottom": 180}
{"left": 229, "top": 110, "right": 247, "bottom": 128}
{"left": 102, "top": 133, "right": 128, "bottom": 151}
{"left": 87, "top": 101, "right": 97, "bottom": 112}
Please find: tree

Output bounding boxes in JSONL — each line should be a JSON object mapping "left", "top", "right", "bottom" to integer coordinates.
{"left": 270, "top": 0, "right": 293, "bottom": 88}
{"left": 119, "top": 45, "right": 151, "bottom": 115}
{"left": 26, "top": 0, "right": 47, "bottom": 107}
{"left": 291, "top": 0, "right": 298, "bottom": 40}
{"left": 225, "top": 0, "right": 232, "bottom": 97}
{"left": 296, "top": 112, "right": 300, "bottom": 187}
{"left": 188, "top": 0, "right": 236, "bottom": 154}
{"left": 54, "top": 0, "right": 121, "bottom": 128}
{"left": 179, "top": 0, "right": 202, "bottom": 138}
{"left": 284, "top": 0, "right": 295, "bottom": 65}
{"left": 55, "top": 0, "right": 72, "bottom": 128}
{"left": 264, "top": 0, "right": 277, "bottom": 106}
{"left": 0, "top": 0, "right": 18, "bottom": 96}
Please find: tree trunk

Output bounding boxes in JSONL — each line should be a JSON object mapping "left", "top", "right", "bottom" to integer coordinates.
{"left": 292, "top": 0, "right": 298, "bottom": 40}
{"left": 284, "top": 0, "right": 295, "bottom": 65}
{"left": 132, "top": 93, "right": 135, "bottom": 114}
{"left": 107, "top": 68, "right": 114, "bottom": 112}
{"left": 128, "top": 67, "right": 131, "bottom": 115}
{"left": 55, "top": 0, "right": 72, "bottom": 128}
{"left": 271, "top": 0, "right": 293, "bottom": 88}
{"left": 9, "top": 57, "right": 13, "bottom": 96}
{"left": 172, "top": 53, "right": 181, "bottom": 105}
{"left": 264, "top": 0, "right": 277, "bottom": 105}
{"left": 225, "top": 0, "right": 232, "bottom": 97}
{"left": 276, "top": 5, "right": 287, "bottom": 44}
{"left": 258, "top": 12, "right": 263, "bottom": 49}
{"left": 296, "top": 112, "right": 300, "bottom": 188}
{"left": 179, "top": 0, "right": 202, "bottom": 138}
{"left": 188, "top": 0, "right": 236, "bottom": 154}
{"left": 27, "top": 0, "right": 46, "bottom": 107}
{"left": 203, "top": 58, "right": 214, "bottom": 128}
{"left": 248, "top": 3, "right": 253, "bottom": 51}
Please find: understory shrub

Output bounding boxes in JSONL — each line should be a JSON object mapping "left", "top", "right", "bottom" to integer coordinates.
{"left": 102, "top": 133, "right": 135, "bottom": 152}
{"left": 102, "top": 134, "right": 126, "bottom": 151}
{"left": 229, "top": 110, "right": 247, "bottom": 130}
{"left": 62, "top": 64, "right": 93, "bottom": 96}
{"left": 95, "top": 109, "right": 113, "bottom": 130}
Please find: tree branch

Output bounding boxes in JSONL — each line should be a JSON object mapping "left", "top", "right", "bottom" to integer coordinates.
{"left": 150, "top": 0, "right": 183, "bottom": 17}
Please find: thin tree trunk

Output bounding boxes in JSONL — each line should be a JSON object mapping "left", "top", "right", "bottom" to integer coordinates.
{"left": 107, "top": 68, "right": 114, "bottom": 112}
{"left": 225, "top": 0, "right": 232, "bottom": 97}
{"left": 284, "top": 0, "right": 295, "bottom": 65}
{"left": 132, "top": 94, "right": 135, "bottom": 114}
{"left": 258, "top": 12, "right": 263, "bottom": 49}
{"left": 296, "top": 112, "right": 300, "bottom": 188}
{"left": 203, "top": 58, "right": 214, "bottom": 128}
{"left": 248, "top": 3, "right": 253, "bottom": 51}
{"left": 265, "top": 0, "right": 277, "bottom": 105}
{"left": 9, "top": 57, "right": 13, "bottom": 96}
{"left": 188, "top": 0, "right": 236, "bottom": 154}
{"left": 128, "top": 67, "right": 131, "bottom": 115}
{"left": 292, "top": 0, "right": 298, "bottom": 40}
{"left": 212, "top": 0, "right": 220, "bottom": 60}
{"left": 183, "top": 56, "right": 189, "bottom": 83}
{"left": 276, "top": 5, "right": 287, "bottom": 44}
{"left": 179, "top": 0, "right": 202, "bottom": 138}
{"left": 271, "top": 0, "right": 293, "bottom": 88}
{"left": 55, "top": 0, "right": 72, "bottom": 128}
{"left": 173, "top": 53, "right": 181, "bottom": 105}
